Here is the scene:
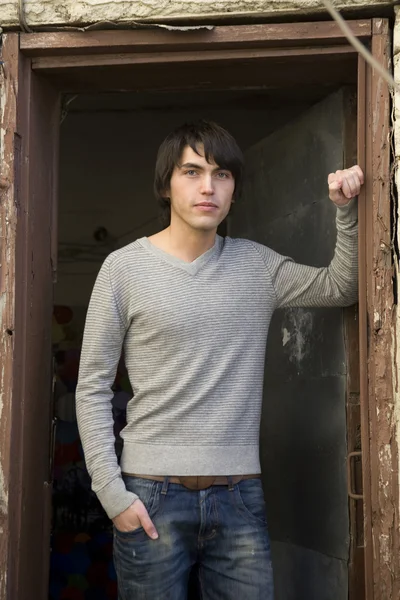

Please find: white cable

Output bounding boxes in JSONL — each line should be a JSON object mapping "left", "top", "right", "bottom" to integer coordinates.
{"left": 321, "top": 0, "right": 397, "bottom": 91}
{"left": 18, "top": 0, "right": 33, "bottom": 33}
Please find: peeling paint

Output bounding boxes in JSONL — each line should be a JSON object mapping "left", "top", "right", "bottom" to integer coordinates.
{"left": 0, "top": 367, "right": 4, "bottom": 435}
{"left": 393, "top": 11, "right": 400, "bottom": 588}
{"left": 0, "top": 465, "right": 8, "bottom": 517}
{"left": 0, "top": 33, "right": 18, "bottom": 600}
{"left": 0, "top": 50, "right": 12, "bottom": 526}
{"left": 282, "top": 327, "right": 291, "bottom": 347}
{"left": 281, "top": 308, "right": 313, "bottom": 367}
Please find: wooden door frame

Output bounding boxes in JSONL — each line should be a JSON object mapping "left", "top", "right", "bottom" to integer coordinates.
{"left": 0, "top": 18, "right": 395, "bottom": 600}
{"left": 356, "top": 19, "right": 398, "bottom": 599}
{"left": 0, "top": 34, "right": 60, "bottom": 600}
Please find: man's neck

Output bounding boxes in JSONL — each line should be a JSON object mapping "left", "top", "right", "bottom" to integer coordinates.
{"left": 148, "top": 222, "right": 217, "bottom": 263}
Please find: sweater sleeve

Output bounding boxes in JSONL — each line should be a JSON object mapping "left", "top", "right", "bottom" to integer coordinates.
{"left": 76, "top": 256, "right": 137, "bottom": 519}
{"left": 256, "top": 199, "right": 358, "bottom": 309}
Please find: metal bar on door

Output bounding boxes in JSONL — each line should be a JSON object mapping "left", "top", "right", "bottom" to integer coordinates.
{"left": 357, "top": 53, "right": 374, "bottom": 600}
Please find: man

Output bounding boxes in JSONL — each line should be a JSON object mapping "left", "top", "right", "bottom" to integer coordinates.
{"left": 76, "top": 120, "right": 362, "bottom": 599}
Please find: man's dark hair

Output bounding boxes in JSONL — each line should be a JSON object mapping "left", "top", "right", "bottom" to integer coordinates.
{"left": 154, "top": 120, "right": 244, "bottom": 226}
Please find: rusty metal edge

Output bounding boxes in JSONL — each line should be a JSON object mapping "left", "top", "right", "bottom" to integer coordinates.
{"left": 343, "top": 85, "right": 365, "bottom": 600}
{"left": 357, "top": 52, "right": 375, "bottom": 599}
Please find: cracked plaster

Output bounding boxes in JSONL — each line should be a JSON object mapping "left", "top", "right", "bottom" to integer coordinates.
{"left": 0, "top": 0, "right": 395, "bottom": 29}
{"left": 393, "top": 6, "right": 400, "bottom": 526}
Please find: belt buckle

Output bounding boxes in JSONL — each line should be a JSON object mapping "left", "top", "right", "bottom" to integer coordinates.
{"left": 179, "top": 476, "right": 215, "bottom": 490}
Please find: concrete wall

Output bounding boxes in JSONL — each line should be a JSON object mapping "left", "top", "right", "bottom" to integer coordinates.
{"left": 393, "top": 7, "right": 400, "bottom": 527}
{"left": 0, "top": 0, "right": 393, "bottom": 29}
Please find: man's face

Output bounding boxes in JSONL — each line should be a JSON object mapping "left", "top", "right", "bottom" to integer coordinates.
{"left": 167, "top": 145, "right": 235, "bottom": 232}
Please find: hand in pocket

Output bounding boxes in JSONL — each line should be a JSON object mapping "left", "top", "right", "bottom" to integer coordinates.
{"left": 113, "top": 499, "right": 159, "bottom": 539}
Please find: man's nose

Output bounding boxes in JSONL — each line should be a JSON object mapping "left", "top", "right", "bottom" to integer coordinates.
{"left": 200, "top": 175, "right": 214, "bottom": 195}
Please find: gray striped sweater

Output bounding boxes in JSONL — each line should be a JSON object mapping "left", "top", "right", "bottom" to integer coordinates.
{"left": 76, "top": 199, "right": 358, "bottom": 519}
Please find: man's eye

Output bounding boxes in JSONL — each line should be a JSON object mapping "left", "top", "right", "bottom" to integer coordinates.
{"left": 186, "top": 170, "right": 197, "bottom": 176}
{"left": 217, "top": 172, "right": 229, "bottom": 179}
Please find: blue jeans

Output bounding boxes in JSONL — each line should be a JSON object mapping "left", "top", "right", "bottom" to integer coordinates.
{"left": 113, "top": 476, "right": 274, "bottom": 599}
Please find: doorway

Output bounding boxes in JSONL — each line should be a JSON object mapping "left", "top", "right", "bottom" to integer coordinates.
{"left": 0, "top": 18, "right": 394, "bottom": 600}
{"left": 51, "top": 87, "right": 352, "bottom": 600}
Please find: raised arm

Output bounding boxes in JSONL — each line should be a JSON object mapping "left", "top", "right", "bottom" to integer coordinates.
{"left": 261, "top": 166, "right": 363, "bottom": 309}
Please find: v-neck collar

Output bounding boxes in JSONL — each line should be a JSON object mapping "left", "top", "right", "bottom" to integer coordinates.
{"left": 138, "top": 235, "right": 223, "bottom": 276}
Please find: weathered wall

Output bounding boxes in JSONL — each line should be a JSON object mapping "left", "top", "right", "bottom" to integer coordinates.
{"left": 393, "top": 7, "right": 400, "bottom": 539}
{"left": 0, "top": 0, "right": 394, "bottom": 29}
{"left": 0, "top": 34, "right": 18, "bottom": 599}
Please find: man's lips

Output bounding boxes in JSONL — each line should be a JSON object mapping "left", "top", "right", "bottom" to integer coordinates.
{"left": 194, "top": 202, "right": 218, "bottom": 210}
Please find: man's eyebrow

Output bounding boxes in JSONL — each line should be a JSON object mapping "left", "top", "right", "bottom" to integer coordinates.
{"left": 179, "top": 162, "right": 205, "bottom": 170}
{"left": 179, "top": 162, "right": 230, "bottom": 172}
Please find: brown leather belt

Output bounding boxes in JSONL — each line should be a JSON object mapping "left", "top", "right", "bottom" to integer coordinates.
{"left": 122, "top": 473, "right": 261, "bottom": 490}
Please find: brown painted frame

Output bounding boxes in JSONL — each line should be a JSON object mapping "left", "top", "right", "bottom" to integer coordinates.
{"left": 0, "top": 18, "right": 395, "bottom": 600}
{"left": 357, "top": 19, "right": 399, "bottom": 599}
{"left": 0, "top": 34, "right": 60, "bottom": 600}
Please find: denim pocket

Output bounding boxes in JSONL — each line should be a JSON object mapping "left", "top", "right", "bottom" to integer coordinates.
{"left": 234, "top": 479, "right": 267, "bottom": 526}
{"left": 114, "top": 476, "right": 162, "bottom": 538}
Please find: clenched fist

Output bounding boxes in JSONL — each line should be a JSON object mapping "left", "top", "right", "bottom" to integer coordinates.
{"left": 328, "top": 166, "right": 364, "bottom": 206}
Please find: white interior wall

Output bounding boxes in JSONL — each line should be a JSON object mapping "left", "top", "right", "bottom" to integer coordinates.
{"left": 56, "top": 92, "right": 310, "bottom": 307}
